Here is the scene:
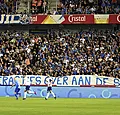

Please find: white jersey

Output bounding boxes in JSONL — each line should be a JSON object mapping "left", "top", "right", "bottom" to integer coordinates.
{"left": 24, "top": 77, "right": 31, "bottom": 86}
{"left": 46, "top": 77, "right": 53, "bottom": 87}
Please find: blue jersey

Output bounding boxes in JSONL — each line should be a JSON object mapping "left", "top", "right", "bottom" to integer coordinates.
{"left": 14, "top": 80, "right": 21, "bottom": 89}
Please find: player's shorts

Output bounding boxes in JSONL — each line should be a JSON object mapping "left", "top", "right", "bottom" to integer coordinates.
{"left": 26, "top": 86, "right": 30, "bottom": 90}
{"left": 15, "top": 87, "right": 20, "bottom": 94}
{"left": 47, "top": 87, "right": 52, "bottom": 92}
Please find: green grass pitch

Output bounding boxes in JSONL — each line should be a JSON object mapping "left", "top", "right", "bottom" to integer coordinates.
{"left": 0, "top": 97, "right": 120, "bottom": 115}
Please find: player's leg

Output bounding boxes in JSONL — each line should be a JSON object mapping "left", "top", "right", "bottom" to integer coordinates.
{"left": 49, "top": 87, "right": 56, "bottom": 99}
{"left": 23, "top": 90, "right": 27, "bottom": 100}
{"left": 27, "top": 86, "right": 37, "bottom": 95}
{"left": 23, "top": 87, "right": 27, "bottom": 100}
{"left": 24, "top": 86, "right": 30, "bottom": 99}
{"left": 14, "top": 87, "right": 19, "bottom": 100}
{"left": 14, "top": 92, "right": 18, "bottom": 99}
{"left": 28, "top": 90, "right": 37, "bottom": 95}
{"left": 16, "top": 88, "right": 20, "bottom": 97}
{"left": 45, "top": 91, "right": 50, "bottom": 100}
{"left": 23, "top": 86, "right": 36, "bottom": 100}
{"left": 50, "top": 90, "right": 56, "bottom": 100}
{"left": 45, "top": 87, "right": 50, "bottom": 100}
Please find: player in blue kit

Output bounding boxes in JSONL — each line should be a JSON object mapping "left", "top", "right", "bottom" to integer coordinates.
{"left": 11, "top": 77, "right": 21, "bottom": 100}
{"left": 45, "top": 75, "right": 56, "bottom": 100}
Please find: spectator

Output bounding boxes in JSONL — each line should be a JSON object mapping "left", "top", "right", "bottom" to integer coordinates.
{"left": 31, "top": 0, "right": 48, "bottom": 14}
{"left": 31, "top": 0, "right": 37, "bottom": 14}
{"left": 37, "top": 0, "right": 42, "bottom": 13}
{"left": 0, "top": 0, "right": 17, "bottom": 14}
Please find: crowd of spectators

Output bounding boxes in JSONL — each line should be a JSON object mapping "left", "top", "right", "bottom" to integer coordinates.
{"left": 0, "top": 0, "right": 48, "bottom": 15}
{"left": 0, "top": 0, "right": 17, "bottom": 14}
{"left": 0, "top": 0, "right": 120, "bottom": 15}
{"left": 31, "top": 0, "right": 48, "bottom": 14}
{"left": 0, "top": 29, "right": 119, "bottom": 78}
{"left": 56, "top": 0, "right": 120, "bottom": 14}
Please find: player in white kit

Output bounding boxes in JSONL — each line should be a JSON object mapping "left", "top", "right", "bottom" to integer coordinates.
{"left": 45, "top": 75, "right": 56, "bottom": 100}
{"left": 23, "top": 76, "right": 37, "bottom": 100}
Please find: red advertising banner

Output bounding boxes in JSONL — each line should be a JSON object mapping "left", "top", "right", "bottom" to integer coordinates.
{"left": 0, "top": 14, "right": 120, "bottom": 24}
{"left": 30, "top": 15, "right": 94, "bottom": 24}
{"left": 29, "top": 14, "right": 120, "bottom": 24}
{"left": 30, "top": 15, "right": 47, "bottom": 24}
{"left": 109, "top": 14, "right": 120, "bottom": 24}
{"left": 62, "top": 14, "right": 94, "bottom": 24}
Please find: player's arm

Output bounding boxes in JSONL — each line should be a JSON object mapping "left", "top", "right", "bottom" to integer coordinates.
{"left": 11, "top": 77, "right": 16, "bottom": 87}
{"left": 45, "top": 78, "right": 48, "bottom": 82}
{"left": 46, "top": 74, "right": 50, "bottom": 82}
{"left": 10, "top": 84, "right": 15, "bottom": 89}
{"left": 22, "top": 75, "right": 26, "bottom": 86}
{"left": 12, "top": 84, "right": 15, "bottom": 87}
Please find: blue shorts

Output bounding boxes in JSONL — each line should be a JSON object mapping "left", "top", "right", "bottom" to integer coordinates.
{"left": 15, "top": 87, "right": 20, "bottom": 94}
{"left": 26, "top": 86, "right": 30, "bottom": 90}
{"left": 47, "top": 87, "right": 52, "bottom": 92}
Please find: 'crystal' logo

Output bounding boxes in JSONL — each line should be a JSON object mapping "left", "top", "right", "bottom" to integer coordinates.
{"left": 117, "top": 15, "right": 120, "bottom": 23}
{"left": 68, "top": 15, "right": 86, "bottom": 23}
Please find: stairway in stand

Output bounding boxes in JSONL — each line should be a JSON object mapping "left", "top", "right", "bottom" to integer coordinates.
{"left": 17, "top": 0, "right": 29, "bottom": 13}
{"left": 48, "top": 0, "right": 58, "bottom": 12}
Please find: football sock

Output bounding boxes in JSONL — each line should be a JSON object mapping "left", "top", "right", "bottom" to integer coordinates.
{"left": 15, "top": 94, "right": 18, "bottom": 98}
{"left": 24, "top": 92, "right": 27, "bottom": 98}
{"left": 51, "top": 91, "right": 55, "bottom": 97}
{"left": 28, "top": 91, "right": 34, "bottom": 94}
{"left": 46, "top": 92, "right": 50, "bottom": 99}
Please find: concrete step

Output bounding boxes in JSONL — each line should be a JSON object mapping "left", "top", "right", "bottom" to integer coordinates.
{"left": 17, "top": 0, "right": 28, "bottom": 13}
{"left": 49, "top": 0, "right": 58, "bottom": 11}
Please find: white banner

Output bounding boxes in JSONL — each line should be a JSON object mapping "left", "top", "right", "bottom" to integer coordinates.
{"left": 0, "top": 75, "right": 119, "bottom": 86}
